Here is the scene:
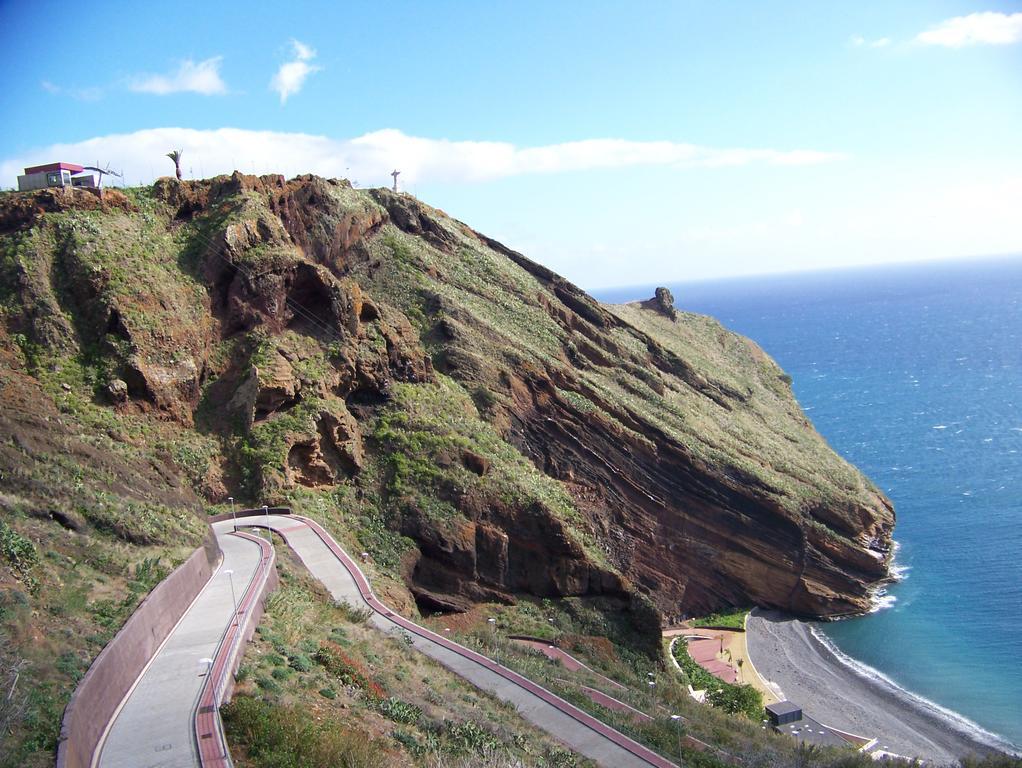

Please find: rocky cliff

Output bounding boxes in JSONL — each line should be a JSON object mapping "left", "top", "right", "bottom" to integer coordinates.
{"left": 0, "top": 174, "right": 894, "bottom": 624}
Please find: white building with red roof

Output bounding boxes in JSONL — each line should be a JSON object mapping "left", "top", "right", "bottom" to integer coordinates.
{"left": 17, "top": 162, "right": 96, "bottom": 191}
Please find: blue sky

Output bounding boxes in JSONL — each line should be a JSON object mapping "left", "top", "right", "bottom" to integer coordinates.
{"left": 1, "top": 1, "right": 1020, "bottom": 288}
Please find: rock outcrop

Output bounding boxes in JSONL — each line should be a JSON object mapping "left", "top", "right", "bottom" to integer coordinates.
{"left": 641, "top": 287, "right": 678, "bottom": 320}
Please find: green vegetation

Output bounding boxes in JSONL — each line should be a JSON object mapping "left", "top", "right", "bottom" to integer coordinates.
{"left": 372, "top": 375, "right": 612, "bottom": 571}
{"left": 315, "top": 642, "right": 386, "bottom": 698}
{"left": 692, "top": 608, "right": 748, "bottom": 630}
{"left": 671, "top": 638, "right": 763, "bottom": 720}
{"left": 80, "top": 497, "right": 201, "bottom": 545}
{"left": 0, "top": 520, "right": 39, "bottom": 591}
{"left": 222, "top": 696, "right": 384, "bottom": 768}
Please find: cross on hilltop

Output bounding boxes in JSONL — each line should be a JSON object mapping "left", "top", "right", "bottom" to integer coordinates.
{"left": 390, "top": 169, "right": 400, "bottom": 192}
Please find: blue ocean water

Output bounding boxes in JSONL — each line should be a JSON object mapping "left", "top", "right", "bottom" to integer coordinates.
{"left": 594, "top": 257, "right": 1022, "bottom": 749}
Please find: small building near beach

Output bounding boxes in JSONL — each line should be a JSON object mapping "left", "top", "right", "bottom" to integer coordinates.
{"left": 766, "top": 702, "right": 851, "bottom": 749}
{"left": 766, "top": 700, "right": 803, "bottom": 726}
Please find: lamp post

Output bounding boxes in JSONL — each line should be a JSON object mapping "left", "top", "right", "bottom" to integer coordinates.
{"left": 671, "top": 714, "right": 682, "bottom": 756}
{"left": 224, "top": 569, "right": 238, "bottom": 627}
{"left": 263, "top": 504, "right": 270, "bottom": 538}
{"left": 487, "top": 617, "right": 498, "bottom": 665}
{"left": 647, "top": 679, "right": 656, "bottom": 711}
{"left": 228, "top": 496, "right": 236, "bottom": 530}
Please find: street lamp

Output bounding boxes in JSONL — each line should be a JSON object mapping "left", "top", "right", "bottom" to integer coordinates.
{"left": 228, "top": 496, "right": 236, "bottom": 529}
{"left": 670, "top": 714, "right": 682, "bottom": 755}
{"left": 647, "top": 679, "right": 656, "bottom": 710}
{"left": 199, "top": 657, "right": 216, "bottom": 704}
{"left": 224, "top": 569, "right": 238, "bottom": 626}
{"left": 262, "top": 504, "right": 270, "bottom": 537}
{"left": 487, "top": 617, "right": 498, "bottom": 665}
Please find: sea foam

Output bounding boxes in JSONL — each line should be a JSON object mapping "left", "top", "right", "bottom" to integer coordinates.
{"left": 809, "top": 625, "right": 1021, "bottom": 756}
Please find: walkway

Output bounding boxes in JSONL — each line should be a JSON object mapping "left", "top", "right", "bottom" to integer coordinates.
{"left": 244, "top": 513, "right": 677, "bottom": 768}
{"left": 96, "top": 529, "right": 270, "bottom": 768}
{"left": 665, "top": 625, "right": 781, "bottom": 702}
{"left": 511, "top": 638, "right": 627, "bottom": 690}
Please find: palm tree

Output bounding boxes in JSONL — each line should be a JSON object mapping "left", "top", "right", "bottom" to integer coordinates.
{"left": 166, "top": 150, "right": 183, "bottom": 181}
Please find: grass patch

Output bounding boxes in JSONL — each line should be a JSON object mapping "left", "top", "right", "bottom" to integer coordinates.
{"left": 223, "top": 695, "right": 385, "bottom": 768}
{"left": 691, "top": 608, "right": 748, "bottom": 630}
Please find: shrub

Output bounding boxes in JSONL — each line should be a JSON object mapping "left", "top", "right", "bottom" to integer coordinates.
{"left": 332, "top": 599, "right": 373, "bottom": 624}
{"left": 270, "top": 666, "right": 292, "bottom": 681}
{"left": 255, "top": 675, "right": 281, "bottom": 693}
{"left": 0, "top": 521, "right": 38, "bottom": 590}
{"left": 705, "top": 684, "right": 763, "bottom": 717}
{"left": 222, "top": 695, "right": 382, "bottom": 768}
{"left": 375, "top": 696, "right": 422, "bottom": 725}
{"left": 441, "top": 719, "right": 501, "bottom": 754}
{"left": 691, "top": 609, "right": 748, "bottom": 630}
{"left": 314, "top": 642, "right": 385, "bottom": 699}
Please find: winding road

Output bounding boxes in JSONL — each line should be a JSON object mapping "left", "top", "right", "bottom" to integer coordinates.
{"left": 243, "top": 512, "right": 677, "bottom": 768}
{"left": 90, "top": 510, "right": 675, "bottom": 768}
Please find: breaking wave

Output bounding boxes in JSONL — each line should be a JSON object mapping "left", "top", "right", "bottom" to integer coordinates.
{"left": 809, "top": 626, "right": 1021, "bottom": 756}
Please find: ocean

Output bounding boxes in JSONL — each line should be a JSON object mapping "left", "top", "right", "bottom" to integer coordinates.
{"left": 593, "top": 256, "right": 1022, "bottom": 750}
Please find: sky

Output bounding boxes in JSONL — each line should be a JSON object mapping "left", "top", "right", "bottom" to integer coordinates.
{"left": 0, "top": 1, "right": 1020, "bottom": 289}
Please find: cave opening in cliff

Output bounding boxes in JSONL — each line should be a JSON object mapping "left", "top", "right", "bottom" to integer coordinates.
{"left": 286, "top": 264, "right": 338, "bottom": 339}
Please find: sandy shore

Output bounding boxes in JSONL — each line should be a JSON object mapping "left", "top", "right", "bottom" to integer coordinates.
{"left": 746, "top": 609, "right": 1011, "bottom": 764}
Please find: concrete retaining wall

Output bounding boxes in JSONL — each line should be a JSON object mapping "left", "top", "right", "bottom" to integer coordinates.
{"left": 56, "top": 528, "right": 220, "bottom": 768}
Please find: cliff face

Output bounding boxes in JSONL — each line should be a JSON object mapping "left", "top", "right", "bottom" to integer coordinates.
{"left": 0, "top": 174, "right": 894, "bottom": 621}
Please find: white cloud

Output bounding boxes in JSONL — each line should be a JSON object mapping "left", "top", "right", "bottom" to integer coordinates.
{"left": 40, "top": 80, "right": 105, "bottom": 101}
{"left": 850, "top": 35, "right": 892, "bottom": 48}
{"left": 292, "top": 40, "right": 316, "bottom": 62}
{"left": 0, "top": 127, "right": 843, "bottom": 188}
{"left": 270, "top": 40, "right": 321, "bottom": 104}
{"left": 916, "top": 12, "right": 1022, "bottom": 47}
{"left": 129, "top": 57, "right": 227, "bottom": 95}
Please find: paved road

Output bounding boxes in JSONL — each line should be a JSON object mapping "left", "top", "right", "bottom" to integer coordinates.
{"left": 247, "top": 513, "right": 676, "bottom": 768}
{"left": 96, "top": 529, "right": 266, "bottom": 768}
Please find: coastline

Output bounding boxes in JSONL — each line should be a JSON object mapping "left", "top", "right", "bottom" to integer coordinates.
{"left": 745, "top": 609, "right": 1016, "bottom": 764}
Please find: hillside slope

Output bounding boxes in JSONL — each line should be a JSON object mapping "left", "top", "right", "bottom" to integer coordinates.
{"left": 0, "top": 173, "right": 893, "bottom": 625}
